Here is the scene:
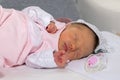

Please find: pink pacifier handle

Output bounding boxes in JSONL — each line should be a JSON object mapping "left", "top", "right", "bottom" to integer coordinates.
{"left": 87, "top": 55, "right": 98, "bottom": 67}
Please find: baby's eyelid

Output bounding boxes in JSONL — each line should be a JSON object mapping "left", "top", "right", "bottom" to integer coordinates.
{"left": 69, "top": 43, "right": 76, "bottom": 51}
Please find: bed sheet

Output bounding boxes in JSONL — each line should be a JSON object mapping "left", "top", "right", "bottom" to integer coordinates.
{"left": 0, "top": 65, "right": 93, "bottom": 80}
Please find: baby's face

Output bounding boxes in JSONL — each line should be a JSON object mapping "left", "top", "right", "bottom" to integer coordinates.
{"left": 58, "top": 24, "right": 95, "bottom": 60}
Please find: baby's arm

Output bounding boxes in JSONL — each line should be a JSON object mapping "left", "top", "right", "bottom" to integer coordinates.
{"left": 25, "top": 49, "right": 69, "bottom": 68}
{"left": 22, "top": 6, "right": 71, "bottom": 34}
{"left": 46, "top": 18, "right": 72, "bottom": 33}
{"left": 25, "top": 49, "right": 57, "bottom": 68}
{"left": 22, "top": 6, "right": 54, "bottom": 28}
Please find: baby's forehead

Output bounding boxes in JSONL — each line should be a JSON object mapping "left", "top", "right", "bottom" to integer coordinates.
{"left": 67, "top": 23, "right": 93, "bottom": 34}
{"left": 67, "top": 23, "right": 88, "bottom": 29}
{"left": 65, "top": 23, "right": 96, "bottom": 39}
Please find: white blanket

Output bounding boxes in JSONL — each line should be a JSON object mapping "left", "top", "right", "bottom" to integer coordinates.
{"left": 66, "top": 31, "right": 120, "bottom": 80}
{"left": 0, "top": 66, "right": 93, "bottom": 80}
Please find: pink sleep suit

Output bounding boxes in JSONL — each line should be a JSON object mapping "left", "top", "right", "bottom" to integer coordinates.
{"left": 0, "top": 6, "right": 65, "bottom": 68}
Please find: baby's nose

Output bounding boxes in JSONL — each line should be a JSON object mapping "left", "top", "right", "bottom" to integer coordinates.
{"left": 69, "top": 44, "right": 76, "bottom": 51}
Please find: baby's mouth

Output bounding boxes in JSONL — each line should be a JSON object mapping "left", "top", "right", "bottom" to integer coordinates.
{"left": 64, "top": 43, "right": 68, "bottom": 52}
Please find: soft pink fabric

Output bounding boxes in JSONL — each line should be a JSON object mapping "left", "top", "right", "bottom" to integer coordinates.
{"left": 0, "top": 6, "right": 66, "bottom": 67}
{"left": 0, "top": 6, "right": 32, "bottom": 67}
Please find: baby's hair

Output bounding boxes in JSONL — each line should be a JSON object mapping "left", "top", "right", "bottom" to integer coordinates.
{"left": 70, "top": 23, "right": 99, "bottom": 52}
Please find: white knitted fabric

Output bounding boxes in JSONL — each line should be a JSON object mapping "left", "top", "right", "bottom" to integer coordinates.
{"left": 22, "top": 6, "right": 54, "bottom": 27}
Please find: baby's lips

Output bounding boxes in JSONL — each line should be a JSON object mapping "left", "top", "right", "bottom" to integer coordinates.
{"left": 64, "top": 43, "right": 68, "bottom": 52}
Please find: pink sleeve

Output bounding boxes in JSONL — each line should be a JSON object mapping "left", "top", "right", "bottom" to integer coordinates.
{"left": 53, "top": 20, "right": 66, "bottom": 30}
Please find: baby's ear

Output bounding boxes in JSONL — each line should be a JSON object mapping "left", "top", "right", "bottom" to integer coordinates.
{"left": 56, "top": 18, "right": 72, "bottom": 23}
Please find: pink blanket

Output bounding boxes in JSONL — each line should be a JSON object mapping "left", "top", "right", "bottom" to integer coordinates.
{"left": 0, "top": 6, "right": 31, "bottom": 67}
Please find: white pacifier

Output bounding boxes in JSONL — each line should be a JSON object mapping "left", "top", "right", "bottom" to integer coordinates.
{"left": 85, "top": 53, "right": 107, "bottom": 73}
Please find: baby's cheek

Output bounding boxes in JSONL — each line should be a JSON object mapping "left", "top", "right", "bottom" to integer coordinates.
{"left": 66, "top": 52, "right": 74, "bottom": 60}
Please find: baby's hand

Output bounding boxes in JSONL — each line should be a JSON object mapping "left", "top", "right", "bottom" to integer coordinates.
{"left": 46, "top": 21, "right": 57, "bottom": 33}
{"left": 53, "top": 50, "right": 69, "bottom": 68}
